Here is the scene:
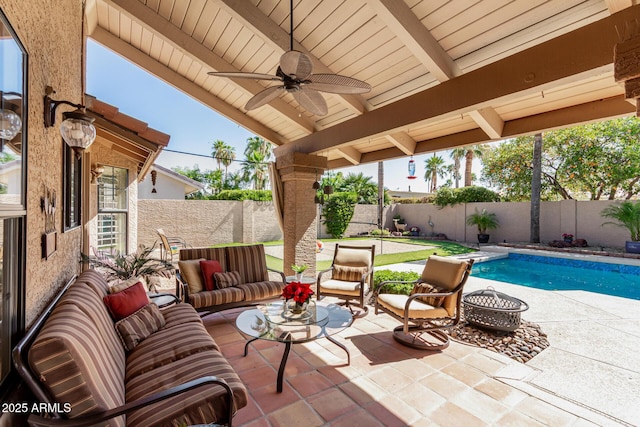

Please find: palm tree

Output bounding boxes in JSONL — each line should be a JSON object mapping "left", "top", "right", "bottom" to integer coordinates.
{"left": 219, "top": 146, "right": 236, "bottom": 186}
{"left": 531, "top": 133, "right": 543, "bottom": 243}
{"left": 211, "top": 140, "right": 228, "bottom": 171}
{"left": 424, "top": 154, "right": 446, "bottom": 192}
{"left": 449, "top": 148, "right": 465, "bottom": 188}
{"left": 242, "top": 136, "right": 273, "bottom": 190}
{"left": 463, "top": 144, "right": 486, "bottom": 187}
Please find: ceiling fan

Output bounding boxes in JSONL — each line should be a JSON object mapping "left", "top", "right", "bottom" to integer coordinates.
{"left": 208, "top": 0, "right": 371, "bottom": 116}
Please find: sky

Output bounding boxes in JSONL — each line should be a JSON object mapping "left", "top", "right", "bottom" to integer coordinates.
{"left": 86, "top": 40, "right": 457, "bottom": 193}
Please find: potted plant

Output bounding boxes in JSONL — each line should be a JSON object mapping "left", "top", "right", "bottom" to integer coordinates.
{"left": 466, "top": 208, "right": 499, "bottom": 244}
{"left": 291, "top": 263, "right": 308, "bottom": 280}
{"left": 80, "top": 243, "right": 174, "bottom": 290}
{"left": 562, "top": 233, "right": 574, "bottom": 243}
{"left": 601, "top": 201, "right": 640, "bottom": 253}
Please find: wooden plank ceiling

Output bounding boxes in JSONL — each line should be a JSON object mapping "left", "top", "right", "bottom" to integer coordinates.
{"left": 85, "top": 0, "right": 640, "bottom": 170}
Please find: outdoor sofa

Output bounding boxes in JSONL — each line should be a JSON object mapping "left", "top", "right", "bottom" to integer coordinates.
{"left": 13, "top": 269, "right": 247, "bottom": 427}
{"left": 177, "top": 244, "right": 286, "bottom": 313}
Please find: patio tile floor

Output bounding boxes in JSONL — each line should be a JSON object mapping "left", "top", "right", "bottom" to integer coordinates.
{"left": 204, "top": 300, "right": 621, "bottom": 427}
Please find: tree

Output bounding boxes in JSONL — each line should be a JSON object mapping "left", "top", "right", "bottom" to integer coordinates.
{"left": 530, "top": 133, "right": 542, "bottom": 243}
{"left": 482, "top": 118, "right": 640, "bottom": 201}
{"left": 340, "top": 172, "right": 377, "bottom": 204}
{"left": 242, "top": 136, "right": 272, "bottom": 190}
{"left": 424, "top": 154, "right": 446, "bottom": 192}
{"left": 322, "top": 192, "right": 357, "bottom": 238}
{"left": 463, "top": 145, "right": 486, "bottom": 187}
{"left": 449, "top": 148, "right": 465, "bottom": 188}
{"left": 211, "top": 140, "right": 236, "bottom": 187}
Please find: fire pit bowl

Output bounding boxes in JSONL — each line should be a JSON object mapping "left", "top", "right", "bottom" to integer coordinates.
{"left": 462, "top": 287, "right": 529, "bottom": 332}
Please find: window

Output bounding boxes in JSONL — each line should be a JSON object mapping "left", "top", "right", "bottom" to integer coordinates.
{"left": 97, "top": 166, "right": 128, "bottom": 254}
{"left": 0, "top": 8, "right": 26, "bottom": 396}
{"left": 63, "top": 145, "right": 81, "bottom": 230}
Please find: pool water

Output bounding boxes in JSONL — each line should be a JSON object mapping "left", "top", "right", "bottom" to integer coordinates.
{"left": 471, "top": 253, "right": 640, "bottom": 300}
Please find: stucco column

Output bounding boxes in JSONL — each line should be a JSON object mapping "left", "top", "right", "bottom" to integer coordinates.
{"left": 276, "top": 153, "right": 327, "bottom": 278}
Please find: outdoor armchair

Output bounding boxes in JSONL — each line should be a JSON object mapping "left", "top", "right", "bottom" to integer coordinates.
{"left": 156, "top": 228, "right": 189, "bottom": 262}
{"left": 317, "top": 244, "right": 375, "bottom": 318}
{"left": 374, "top": 255, "right": 474, "bottom": 350}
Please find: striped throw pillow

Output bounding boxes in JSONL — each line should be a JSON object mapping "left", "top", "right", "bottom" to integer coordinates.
{"left": 333, "top": 265, "right": 368, "bottom": 282}
{"left": 213, "top": 271, "right": 242, "bottom": 289}
{"left": 115, "top": 304, "right": 165, "bottom": 351}
{"left": 411, "top": 282, "right": 446, "bottom": 307}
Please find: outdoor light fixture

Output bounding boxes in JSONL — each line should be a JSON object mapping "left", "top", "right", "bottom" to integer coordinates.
{"left": 44, "top": 86, "right": 96, "bottom": 156}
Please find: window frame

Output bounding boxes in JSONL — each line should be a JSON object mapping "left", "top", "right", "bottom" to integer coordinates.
{"left": 97, "top": 165, "right": 128, "bottom": 254}
{"left": 62, "top": 144, "right": 81, "bottom": 231}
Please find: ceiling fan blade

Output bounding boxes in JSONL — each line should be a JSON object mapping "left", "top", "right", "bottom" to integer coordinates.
{"left": 280, "top": 51, "right": 313, "bottom": 80}
{"left": 208, "top": 71, "right": 283, "bottom": 81}
{"left": 245, "top": 86, "right": 285, "bottom": 110}
{"left": 305, "top": 74, "right": 372, "bottom": 94}
{"left": 296, "top": 88, "right": 328, "bottom": 116}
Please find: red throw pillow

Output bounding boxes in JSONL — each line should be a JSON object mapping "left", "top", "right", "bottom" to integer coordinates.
{"left": 103, "top": 281, "right": 149, "bottom": 321}
{"left": 200, "top": 260, "right": 223, "bottom": 291}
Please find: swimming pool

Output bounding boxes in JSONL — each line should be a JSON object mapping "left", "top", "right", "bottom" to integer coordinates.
{"left": 471, "top": 253, "right": 640, "bottom": 300}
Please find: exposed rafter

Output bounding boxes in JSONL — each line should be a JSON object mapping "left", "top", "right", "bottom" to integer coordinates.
{"left": 90, "top": 27, "right": 287, "bottom": 146}
{"left": 468, "top": 108, "right": 505, "bottom": 139}
{"left": 276, "top": 6, "right": 637, "bottom": 157}
{"left": 336, "top": 146, "right": 362, "bottom": 165}
{"left": 214, "top": 0, "right": 368, "bottom": 115}
{"left": 101, "top": 0, "right": 314, "bottom": 135}
{"left": 385, "top": 132, "right": 416, "bottom": 155}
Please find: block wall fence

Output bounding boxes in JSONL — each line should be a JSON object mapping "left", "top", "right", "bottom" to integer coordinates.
{"left": 138, "top": 199, "right": 632, "bottom": 250}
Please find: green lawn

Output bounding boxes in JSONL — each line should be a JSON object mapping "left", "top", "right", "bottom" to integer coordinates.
{"left": 265, "top": 238, "right": 476, "bottom": 272}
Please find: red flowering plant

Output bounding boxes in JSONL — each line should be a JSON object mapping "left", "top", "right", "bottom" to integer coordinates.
{"left": 282, "top": 281, "right": 314, "bottom": 305}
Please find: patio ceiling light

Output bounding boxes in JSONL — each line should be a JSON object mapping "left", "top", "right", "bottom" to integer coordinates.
{"left": 44, "top": 85, "right": 96, "bottom": 157}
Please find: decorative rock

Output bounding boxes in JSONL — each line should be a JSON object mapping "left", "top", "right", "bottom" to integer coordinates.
{"left": 448, "top": 312, "right": 550, "bottom": 363}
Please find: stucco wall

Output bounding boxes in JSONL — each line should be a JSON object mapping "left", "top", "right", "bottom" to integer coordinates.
{"left": 0, "top": 0, "right": 86, "bottom": 326}
{"left": 137, "top": 199, "right": 633, "bottom": 249}
{"left": 137, "top": 199, "right": 283, "bottom": 248}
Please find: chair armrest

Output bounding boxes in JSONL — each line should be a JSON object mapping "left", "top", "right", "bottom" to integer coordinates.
{"left": 27, "top": 376, "right": 234, "bottom": 427}
{"left": 316, "top": 267, "right": 333, "bottom": 283}
{"left": 165, "top": 236, "right": 187, "bottom": 247}
{"left": 175, "top": 270, "right": 190, "bottom": 301}
{"left": 267, "top": 267, "right": 286, "bottom": 283}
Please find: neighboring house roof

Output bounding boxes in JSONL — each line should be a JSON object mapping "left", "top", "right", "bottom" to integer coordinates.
{"left": 0, "top": 159, "right": 21, "bottom": 172}
{"left": 84, "top": 95, "right": 170, "bottom": 180}
{"left": 151, "top": 164, "right": 205, "bottom": 195}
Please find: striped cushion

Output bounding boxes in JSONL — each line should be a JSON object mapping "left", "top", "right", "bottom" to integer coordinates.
{"left": 75, "top": 269, "right": 111, "bottom": 297}
{"left": 125, "top": 350, "right": 248, "bottom": 427}
{"left": 411, "top": 282, "right": 446, "bottom": 307}
{"left": 161, "top": 303, "right": 204, "bottom": 329}
{"left": 236, "top": 281, "right": 284, "bottom": 300}
{"left": 29, "top": 285, "right": 126, "bottom": 426}
{"left": 189, "top": 287, "right": 245, "bottom": 309}
{"left": 333, "top": 265, "right": 367, "bottom": 282}
{"left": 125, "top": 321, "right": 218, "bottom": 382}
{"left": 115, "top": 304, "right": 165, "bottom": 351}
{"left": 226, "top": 244, "right": 269, "bottom": 284}
{"left": 213, "top": 271, "right": 242, "bottom": 289}
{"left": 180, "top": 247, "right": 227, "bottom": 270}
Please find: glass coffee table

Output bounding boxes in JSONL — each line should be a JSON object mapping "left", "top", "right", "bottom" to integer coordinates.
{"left": 236, "top": 300, "right": 353, "bottom": 392}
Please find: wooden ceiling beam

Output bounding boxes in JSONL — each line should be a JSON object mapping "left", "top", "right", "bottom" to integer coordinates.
{"left": 468, "top": 107, "right": 505, "bottom": 139}
{"left": 214, "top": 0, "right": 367, "bottom": 115}
{"left": 327, "top": 95, "right": 634, "bottom": 169}
{"left": 90, "top": 27, "right": 286, "bottom": 146}
{"left": 367, "top": 0, "right": 460, "bottom": 81}
{"left": 275, "top": 5, "right": 639, "bottom": 157}
{"left": 336, "top": 146, "right": 362, "bottom": 165}
{"left": 101, "top": 0, "right": 314, "bottom": 134}
{"left": 385, "top": 132, "right": 416, "bottom": 155}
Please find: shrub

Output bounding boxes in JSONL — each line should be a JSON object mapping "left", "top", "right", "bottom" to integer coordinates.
{"left": 373, "top": 270, "right": 419, "bottom": 295}
{"left": 434, "top": 186, "right": 500, "bottom": 207}
{"left": 370, "top": 228, "right": 391, "bottom": 236}
{"left": 323, "top": 192, "right": 357, "bottom": 238}
{"left": 215, "top": 189, "right": 272, "bottom": 201}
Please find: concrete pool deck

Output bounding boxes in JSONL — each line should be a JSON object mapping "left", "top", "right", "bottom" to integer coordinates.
{"left": 385, "top": 246, "right": 640, "bottom": 426}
